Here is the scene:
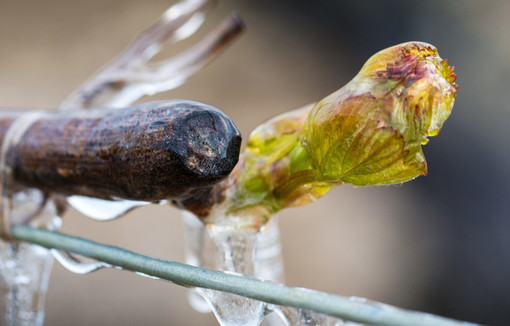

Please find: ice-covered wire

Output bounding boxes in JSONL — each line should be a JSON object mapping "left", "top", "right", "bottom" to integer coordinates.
{"left": 11, "top": 224, "right": 481, "bottom": 326}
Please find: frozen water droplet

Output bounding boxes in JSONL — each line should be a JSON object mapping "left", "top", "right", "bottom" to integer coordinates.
{"left": 67, "top": 195, "right": 149, "bottom": 220}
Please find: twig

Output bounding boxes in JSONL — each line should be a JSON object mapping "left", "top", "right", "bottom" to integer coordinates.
{"left": 0, "top": 101, "right": 241, "bottom": 202}
{"left": 60, "top": 0, "right": 244, "bottom": 110}
{"left": 11, "top": 224, "right": 482, "bottom": 326}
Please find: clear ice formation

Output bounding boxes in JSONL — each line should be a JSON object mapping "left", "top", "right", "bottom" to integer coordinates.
{"left": 0, "top": 1, "right": 247, "bottom": 324}
{"left": 182, "top": 212, "right": 359, "bottom": 326}
{"left": 183, "top": 211, "right": 280, "bottom": 325}
{"left": 0, "top": 189, "right": 61, "bottom": 326}
{"left": 66, "top": 196, "right": 150, "bottom": 221}
{"left": 0, "top": 162, "right": 366, "bottom": 326}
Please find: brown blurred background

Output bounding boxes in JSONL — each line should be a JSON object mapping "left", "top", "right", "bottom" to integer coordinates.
{"left": 1, "top": 0, "right": 509, "bottom": 325}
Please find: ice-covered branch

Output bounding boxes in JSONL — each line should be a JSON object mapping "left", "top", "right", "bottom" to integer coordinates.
{"left": 11, "top": 224, "right": 480, "bottom": 326}
{"left": 60, "top": 0, "right": 244, "bottom": 110}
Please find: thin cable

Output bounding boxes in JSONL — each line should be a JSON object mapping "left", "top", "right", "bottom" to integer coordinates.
{"left": 11, "top": 224, "right": 481, "bottom": 326}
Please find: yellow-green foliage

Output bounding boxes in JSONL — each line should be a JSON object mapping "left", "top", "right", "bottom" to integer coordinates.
{"left": 222, "top": 42, "right": 458, "bottom": 223}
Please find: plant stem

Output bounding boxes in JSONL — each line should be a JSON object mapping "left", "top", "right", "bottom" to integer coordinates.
{"left": 10, "top": 224, "right": 480, "bottom": 326}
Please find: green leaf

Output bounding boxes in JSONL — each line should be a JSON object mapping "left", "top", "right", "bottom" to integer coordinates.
{"left": 210, "top": 42, "right": 457, "bottom": 224}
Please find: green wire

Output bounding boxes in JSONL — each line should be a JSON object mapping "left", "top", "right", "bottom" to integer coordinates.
{"left": 11, "top": 224, "right": 480, "bottom": 326}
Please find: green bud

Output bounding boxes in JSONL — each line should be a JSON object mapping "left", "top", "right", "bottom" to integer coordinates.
{"left": 302, "top": 42, "right": 457, "bottom": 186}
{"left": 206, "top": 42, "right": 457, "bottom": 227}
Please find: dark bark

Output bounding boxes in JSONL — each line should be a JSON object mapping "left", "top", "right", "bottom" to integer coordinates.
{"left": 0, "top": 100, "right": 241, "bottom": 202}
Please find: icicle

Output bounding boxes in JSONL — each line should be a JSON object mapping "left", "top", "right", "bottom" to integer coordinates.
{"left": 182, "top": 211, "right": 368, "bottom": 326}
{"left": 0, "top": 190, "right": 61, "bottom": 326}
{"left": 0, "top": 110, "right": 62, "bottom": 326}
{"left": 50, "top": 249, "right": 112, "bottom": 274}
{"left": 49, "top": 196, "right": 160, "bottom": 273}
{"left": 66, "top": 196, "right": 150, "bottom": 221}
{"left": 183, "top": 212, "right": 284, "bottom": 326}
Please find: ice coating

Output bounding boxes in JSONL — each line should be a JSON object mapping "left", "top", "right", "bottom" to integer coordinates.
{"left": 0, "top": 40, "right": 458, "bottom": 326}
{"left": 182, "top": 212, "right": 283, "bottom": 325}
{"left": 183, "top": 212, "right": 364, "bottom": 326}
{"left": 179, "top": 42, "right": 458, "bottom": 325}
{"left": 66, "top": 196, "right": 150, "bottom": 221}
{"left": 0, "top": 1, "right": 245, "bottom": 325}
{"left": 0, "top": 190, "right": 61, "bottom": 326}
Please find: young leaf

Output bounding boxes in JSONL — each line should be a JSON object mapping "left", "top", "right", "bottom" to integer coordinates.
{"left": 191, "top": 42, "right": 458, "bottom": 228}
{"left": 301, "top": 42, "right": 457, "bottom": 186}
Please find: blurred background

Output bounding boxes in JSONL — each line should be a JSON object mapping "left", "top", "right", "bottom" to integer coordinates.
{"left": 0, "top": 0, "right": 509, "bottom": 325}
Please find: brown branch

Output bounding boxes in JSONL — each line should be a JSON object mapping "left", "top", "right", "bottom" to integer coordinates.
{"left": 0, "top": 101, "right": 241, "bottom": 202}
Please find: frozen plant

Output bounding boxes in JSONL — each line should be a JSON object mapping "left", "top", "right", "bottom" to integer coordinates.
{"left": 0, "top": 0, "right": 466, "bottom": 324}
{"left": 178, "top": 42, "right": 458, "bottom": 230}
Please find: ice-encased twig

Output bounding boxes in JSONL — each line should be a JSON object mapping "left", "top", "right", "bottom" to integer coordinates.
{"left": 0, "top": 2, "right": 244, "bottom": 325}
{"left": 51, "top": 0, "right": 244, "bottom": 272}
{"left": 60, "top": 0, "right": 244, "bottom": 110}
